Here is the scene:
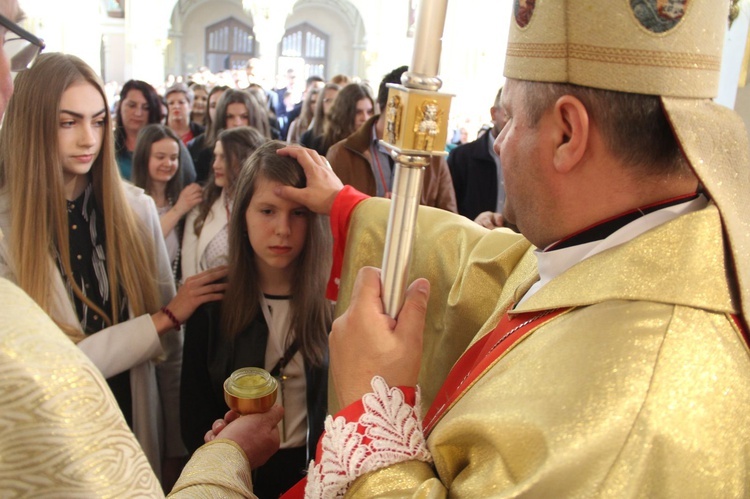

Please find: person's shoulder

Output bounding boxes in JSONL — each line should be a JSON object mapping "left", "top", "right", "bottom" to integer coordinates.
{"left": 122, "top": 182, "right": 158, "bottom": 220}
{"left": 453, "top": 136, "right": 485, "bottom": 155}
{"left": 190, "top": 122, "right": 206, "bottom": 136}
{"left": 188, "top": 133, "right": 206, "bottom": 151}
{"left": 122, "top": 181, "right": 147, "bottom": 200}
{"left": 327, "top": 138, "right": 348, "bottom": 158}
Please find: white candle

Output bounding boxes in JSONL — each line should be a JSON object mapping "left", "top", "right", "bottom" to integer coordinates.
{"left": 411, "top": 0, "right": 449, "bottom": 77}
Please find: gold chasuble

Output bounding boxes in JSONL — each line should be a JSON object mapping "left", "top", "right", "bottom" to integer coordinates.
{"left": 0, "top": 277, "right": 257, "bottom": 497}
{"left": 334, "top": 198, "right": 750, "bottom": 498}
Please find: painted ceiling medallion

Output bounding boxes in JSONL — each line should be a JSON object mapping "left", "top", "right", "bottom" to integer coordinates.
{"left": 514, "top": 0, "right": 536, "bottom": 28}
{"left": 631, "top": 0, "right": 688, "bottom": 33}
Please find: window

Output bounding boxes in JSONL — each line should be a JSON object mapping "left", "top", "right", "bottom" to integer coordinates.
{"left": 280, "top": 23, "right": 328, "bottom": 79}
{"left": 205, "top": 17, "right": 256, "bottom": 72}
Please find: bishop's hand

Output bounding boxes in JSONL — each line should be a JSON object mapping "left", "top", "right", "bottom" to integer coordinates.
{"left": 275, "top": 145, "right": 343, "bottom": 215}
{"left": 330, "top": 266, "right": 430, "bottom": 408}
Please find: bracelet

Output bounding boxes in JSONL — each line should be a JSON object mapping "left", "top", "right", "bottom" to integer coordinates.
{"left": 161, "top": 306, "right": 181, "bottom": 329}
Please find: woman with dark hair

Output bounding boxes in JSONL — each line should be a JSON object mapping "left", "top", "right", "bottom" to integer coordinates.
{"left": 215, "top": 88, "right": 272, "bottom": 138}
{"left": 182, "top": 126, "right": 267, "bottom": 279}
{"left": 286, "top": 84, "right": 321, "bottom": 144}
{"left": 114, "top": 80, "right": 162, "bottom": 179}
{"left": 314, "top": 82, "right": 374, "bottom": 156}
{"left": 300, "top": 83, "right": 340, "bottom": 151}
{"left": 181, "top": 140, "right": 331, "bottom": 497}
{"left": 188, "top": 85, "right": 228, "bottom": 184}
{"left": 115, "top": 79, "right": 197, "bottom": 184}
{"left": 132, "top": 124, "right": 203, "bottom": 283}
{"left": 188, "top": 88, "right": 270, "bottom": 185}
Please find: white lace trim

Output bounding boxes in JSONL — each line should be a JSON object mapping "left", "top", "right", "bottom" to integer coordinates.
{"left": 304, "top": 376, "right": 431, "bottom": 498}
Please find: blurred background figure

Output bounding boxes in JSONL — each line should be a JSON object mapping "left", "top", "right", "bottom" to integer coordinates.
{"left": 305, "top": 82, "right": 373, "bottom": 156}
{"left": 286, "top": 83, "right": 321, "bottom": 144}
{"left": 447, "top": 87, "right": 508, "bottom": 227}
{"left": 182, "top": 126, "right": 266, "bottom": 279}
{"left": 299, "top": 82, "right": 340, "bottom": 152}
{"left": 114, "top": 79, "right": 163, "bottom": 179}
{"left": 188, "top": 83, "right": 208, "bottom": 128}
{"left": 165, "top": 82, "right": 204, "bottom": 145}
{"left": 131, "top": 124, "right": 203, "bottom": 283}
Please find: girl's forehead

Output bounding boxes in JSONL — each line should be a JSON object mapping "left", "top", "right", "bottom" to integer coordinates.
{"left": 252, "top": 176, "right": 282, "bottom": 193}
{"left": 250, "top": 176, "right": 300, "bottom": 206}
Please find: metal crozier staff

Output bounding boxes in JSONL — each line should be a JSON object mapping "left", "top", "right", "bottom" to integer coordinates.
{"left": 378, "top": 0, "right": 453, "bottom": 317}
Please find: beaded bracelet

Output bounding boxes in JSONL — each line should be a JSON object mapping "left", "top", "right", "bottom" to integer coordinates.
{"left": 161, "top": 306, "right": 181, "bottom": 329}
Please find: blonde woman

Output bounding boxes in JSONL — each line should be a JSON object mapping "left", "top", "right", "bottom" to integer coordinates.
{"left": 0, "top": 53, "right": 227, "bottom": 488}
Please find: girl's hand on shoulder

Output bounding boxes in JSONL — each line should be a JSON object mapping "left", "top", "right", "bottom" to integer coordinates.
{"left": 174, "top": 183, "right": 203, "bottom": 216}
{"left": 275, "top": 145, "right": 343, "bottom": 215}
{"left": 167, "top": 265, "right": 228, "bottom": 324}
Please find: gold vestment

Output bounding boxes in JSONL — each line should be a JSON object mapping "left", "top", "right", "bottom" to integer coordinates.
{"left": 0, "top": 277, "right": 256, "bottom": 498}
{"left": 334, "top": 199, "right": 750, "bottom": 498}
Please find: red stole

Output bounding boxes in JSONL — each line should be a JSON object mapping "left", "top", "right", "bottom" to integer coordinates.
{"left": 422, "top": 306, "right": 569, "bottom": 435}
{"left": 280, "top": 306, "right": 569, "bottom": 498}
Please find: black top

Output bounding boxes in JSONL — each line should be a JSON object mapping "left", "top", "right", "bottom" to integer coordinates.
{"left": 180, "top": 300, "right": 328, "bottom": 460}
{"left": 447, "top": 131, "right": 500, "bottom": 221}
{"left": 59, "top": 183, "right": 132, "bottom": 426}
{"left": 187, "top": 133, "right": 214, "bottom": 185}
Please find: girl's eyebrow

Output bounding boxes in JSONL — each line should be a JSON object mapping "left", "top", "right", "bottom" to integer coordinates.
{"left": 59, "top": 108, "right": 107, "bottom": 119}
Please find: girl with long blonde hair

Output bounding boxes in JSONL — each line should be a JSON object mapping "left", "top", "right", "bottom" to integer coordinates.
{"left": 0, "top": 53, "right": 227, "bottom": 487}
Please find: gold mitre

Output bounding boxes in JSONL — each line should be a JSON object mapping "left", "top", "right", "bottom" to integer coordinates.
{"left": 504, "top": 0, "right": 750, "bottom": 325}
{"left": 504, "top": 0, "right": 725, "bottom": 97}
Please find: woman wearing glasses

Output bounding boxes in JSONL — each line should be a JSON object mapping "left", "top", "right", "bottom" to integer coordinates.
{"left": 0, "top": 6, "right": 43, "bottom": 116}
{"left": 0, "top": 52, "right": 228, "bottom": 488}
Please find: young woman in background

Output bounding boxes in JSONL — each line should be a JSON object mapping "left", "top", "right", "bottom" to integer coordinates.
{"left": 131, "top": 124, "right": 202, "bottom": 283}
{"left": 181, "top": 126, "right": 266, "bottom": 279}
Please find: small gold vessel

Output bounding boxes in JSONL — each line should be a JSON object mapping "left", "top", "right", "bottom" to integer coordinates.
{"left": 224, "top": 367, "right": 278, "bottom": 414}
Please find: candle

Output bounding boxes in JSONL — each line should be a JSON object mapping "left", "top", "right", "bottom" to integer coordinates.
{"left": 411, "top": 0, "right": 449, "bottom": 77}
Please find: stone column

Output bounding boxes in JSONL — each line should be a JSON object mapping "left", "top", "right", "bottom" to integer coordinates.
{"left": 243, "top": 0, "right": 295, "bottom": 88}
{"left": 124, "top": 0, "right": 174, "bottom": 85}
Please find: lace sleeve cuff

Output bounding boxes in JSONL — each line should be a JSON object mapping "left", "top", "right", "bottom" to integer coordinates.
{"left": 305, "top": 376, "right": 432, "bottom": 498}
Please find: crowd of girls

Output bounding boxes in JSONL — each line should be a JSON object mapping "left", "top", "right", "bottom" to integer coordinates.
{"left": 0, "top": 51, "right": 338, "bottom": 494}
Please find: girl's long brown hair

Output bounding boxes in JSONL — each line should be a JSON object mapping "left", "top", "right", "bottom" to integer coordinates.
{"left": 0, "top": 53, "right": 161, "bottom": 342}
{"left": 321, "top": 82, "right": 373, "bottom": 152}
{"left": 192, "top": 126, "right": 267, "bottom": 237}
{"left": 221, "top": 141, "right": 332, "bottom": 367}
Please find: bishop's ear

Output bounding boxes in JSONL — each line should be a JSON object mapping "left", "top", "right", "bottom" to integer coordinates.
{"left": 551, "top": 95, "right": 589, "bottom": 174}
